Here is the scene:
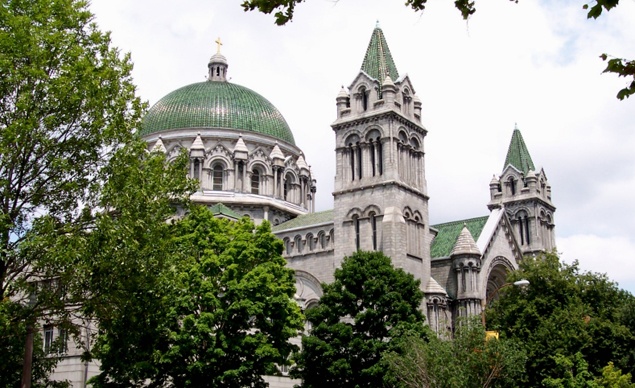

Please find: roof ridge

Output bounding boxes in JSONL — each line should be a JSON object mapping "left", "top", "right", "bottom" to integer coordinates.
{"left": 432, "top": 215, "right": 489, "bottom": 228}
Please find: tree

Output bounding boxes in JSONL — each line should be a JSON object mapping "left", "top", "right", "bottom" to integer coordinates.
{"left": 86, "top": 205, "right": 304, "bottom": 387}
{"left": 292, "top": 251, "right": 427, "bottom": 387}
{"left": 0, "top": 0, "right": 143, "bottom": 384}
{"left": 241, "top": 0, "right": 634, "bottom": 100}
{"left": 382, "top": 317, "right": 526, "bottom": 388}
{"left": 486, "top": 252, "right": 635, "bottom": 387}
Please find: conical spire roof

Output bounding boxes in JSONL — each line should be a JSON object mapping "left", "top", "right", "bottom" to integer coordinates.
{"left": 503, "top": 126, "right": 535, "bottom": 174}
{"left": 451, "top": 224, "right": 481, "bottom": 256}
{"left": 360, "top": 23, "right": 399, "bottom": 82}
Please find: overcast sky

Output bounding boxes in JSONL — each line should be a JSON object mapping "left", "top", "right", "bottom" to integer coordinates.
{"left": 89, "top": 0, "right": 635, "bottom": 293}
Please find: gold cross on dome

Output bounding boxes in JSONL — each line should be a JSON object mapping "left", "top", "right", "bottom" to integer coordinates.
{"left": 215, "top": 37, "right": 223, "bottom": 54}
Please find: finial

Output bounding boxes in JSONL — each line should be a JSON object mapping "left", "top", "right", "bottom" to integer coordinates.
{"left": 215, "top": 37, "right": 223, "bottom": 54}
{"left": 514, "top": 122, "right": 518, "bottom": 130}
{"left": 463, "top": 222, "right": 467, "bottom": 227}
{"left": 375, "top": 20, "right": 380, "bottom": 29}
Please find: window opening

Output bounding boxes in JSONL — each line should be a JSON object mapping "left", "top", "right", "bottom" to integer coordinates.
{"left": 371, "top": 213, "right": 377, "bottom": 250}
{"left": 57, "top": 328, "right": 68, "bottom": 354}
{"left": 192, "top": 159, "right": 201, "bottom": 180}
{"left": 370, "top": 142, "right": 376, "bottom": 176}
{"left": 357, "top": 143, "right": 362, "bottom": 179}
{"left": 377, "top": 140, "right": 383, "bottom": 175}
{"left": 44, "top": 325, "right": 54, "bottom": 353}
{"left": 354, "top": 216, "right": 360, "bottom": 250}
{"left": 362, "top": 89, "right": 369, "bottom": 111}
{"left": 212, "top": 165, "right": 223, "bottom": 190}
{"left": 350, "top": 145, "right": 355, "bottom": 181}
{"left": 251, "top": 169, "right": 260, "bottom": 194}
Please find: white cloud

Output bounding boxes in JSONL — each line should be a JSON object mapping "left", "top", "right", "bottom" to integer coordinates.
{"left": 88, "top": 0, "right": 635, "bottom": 294}
{"left": 558, "top": 234, "right": 635, "bottom": 292}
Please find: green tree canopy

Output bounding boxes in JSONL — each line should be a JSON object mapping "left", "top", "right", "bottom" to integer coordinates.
{"left": 292, "top": 251, "right": 427, "bottom": 387}
{"left": 486, "top": 252, "right": 635, "bottom": 387}
{"left": 86, "top": 205, "right": 304, "bottom": 387}
{"left": 383, "top": 317, "right": 526, "bottom": 388}
{"left": 0, "top": 0, "right": 146, "bottom": 384}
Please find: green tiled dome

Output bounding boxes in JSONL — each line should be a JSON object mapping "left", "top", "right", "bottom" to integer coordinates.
{"left": 141, "top": 81, "right": 295, "bottom": 145}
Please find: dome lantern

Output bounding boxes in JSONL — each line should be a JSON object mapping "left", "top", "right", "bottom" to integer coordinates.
{"left": 208, "top": 37, "right": 228, "bottom": 82}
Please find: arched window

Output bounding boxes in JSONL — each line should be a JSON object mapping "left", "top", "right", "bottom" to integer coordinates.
{"left": 192, "top": 159, "right": 201, "bottom": 180}
{"left": 370, "top": 212, "right": 378, "bottom": 250}
{"left": 377, "top": 140, "right": 383, "bottom": 175}
{"left": 295, "top": 235, "right": 303, "bottom": 254}
{"left": 509, "top": 177, "right": 517, "bottom": 196}
{"left": 360, "top": 87, "right": 369, "bottom": 111}
{"left": 370, "top": 141, "right": 376, "bottom": 177}
{"left": 306, "top": 234, "right": 314, "bottom": 251}
{"left": 402, "top": 89, "right": 410, "bottom": 115}
{"left": 212, "top": 164, "right": 224, "bottom": 190}
{"left": 356, "top": 142, "right": 362, "bottom": 179}
{"left": 318, "top": 232, "right": 326, "bottom": 249}
{"left": 516, "top": 211, "right": 530, "bottom": 246}
{"left": 251, "top": 169, "right": 260, "bottom": 194}
{"left": 284, "top": 238, "right": 291, "bottom": 255}
{"left": 349, "top": 143, "right": 355, "bottom": 181}
{"left": 353, "top": 215, "right": 360, "bottom": 251}
{"left": 284, "top": 173, "right": 294, "bottom": 202}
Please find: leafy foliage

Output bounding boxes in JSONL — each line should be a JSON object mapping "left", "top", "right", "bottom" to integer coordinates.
{"left": 0, "top": 0, "right": 144, "bottom": 384}
{"left": 383, "top": 317, "right": 526, "bottom": 388}
{"left": 87, "top": 205, "right": 304, "bottom": 387}
{"left": 240, "top": 0, "right": 519, "bottom": 25}
{"left": 292, "top": 251, "right": 427, "bottom": 387}
{"left": 486, "top": 252, "right": 635, "bottom": 387}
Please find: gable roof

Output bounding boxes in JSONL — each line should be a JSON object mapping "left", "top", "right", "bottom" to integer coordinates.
{"left": 431, "top": 216, "right": 489, "bottom": 258}
{"left": 272, "top": 209, "right": 334, "bottom": 232}
{"left": 503, "top": 128, "right": 535, "bottom": 174}
{"left": 360, "top": 25, "right": 399, "bottom": 82}
{"left": 209, "top": 203, "right": 241, "bottom": 220}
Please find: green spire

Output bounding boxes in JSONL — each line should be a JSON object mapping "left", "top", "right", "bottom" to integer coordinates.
{"left": 360, "top": 23, "right": 399, "bottom": 82}
{"left": 503, "top": 125, "right": 535, "bottom": 174}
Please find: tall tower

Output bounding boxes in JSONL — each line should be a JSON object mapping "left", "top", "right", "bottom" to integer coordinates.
{"left": 488, "top": 126, "right": 556, "bottom": 256}
{"left": 332, "top": 24, "right": 431, "bottom": 285}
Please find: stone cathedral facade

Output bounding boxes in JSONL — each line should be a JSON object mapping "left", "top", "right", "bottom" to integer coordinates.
{"left": 49, "top": 24, "right": 558, "bottom": 388}
{"left": 139, "top": 26, "right": 557, "bottom": 334}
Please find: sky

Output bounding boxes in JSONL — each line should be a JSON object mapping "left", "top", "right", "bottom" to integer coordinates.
{"left": 89, "top": 0, "right": 635, "bottom": 293}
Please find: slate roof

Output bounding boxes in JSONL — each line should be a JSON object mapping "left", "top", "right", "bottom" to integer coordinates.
{"left": 503, "top": 128, "right": 535, "bottom": 174}
{"left": 272, "top": 209, "right": 334, "bottom": 232}
{"left": 431, "top": 216, "right": 489, "bottom": 258}
{"left": 209, "top": 203, "right": 241, "bottom": 220}
{"left": 360, "top": 25, "right": 399, "bottom": 82}
{"left": 142, "top": 81, "right": 296, "bottom": 145}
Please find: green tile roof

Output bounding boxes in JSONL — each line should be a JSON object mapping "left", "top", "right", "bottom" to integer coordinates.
{"left": 209, "top": 203, "right": 241, "bottom": 220}
{"left": 141, "top": 81, "right": 295, "bottom": 145}
{"left": 431, "top": 216, "right": 489, "bottom": 258}
{"left": 272, "top": 209, "right": 334, "bottom": 232}
{"left": 360, "top": 26, "right": 399, "bottom": 82}
{"left": 503, "top": 128, "right": 535, "bottom": 174}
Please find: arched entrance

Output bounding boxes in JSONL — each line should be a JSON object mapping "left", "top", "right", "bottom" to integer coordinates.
{"left": 485, "top": 256, "right": 515, "bottom": 306}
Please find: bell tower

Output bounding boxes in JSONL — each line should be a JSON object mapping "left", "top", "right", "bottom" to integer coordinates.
{"left": 488, "top": 126, "right": 556, "bottom": 256}
{"left": 332, "top": 24, "right": 431, "bottom": 285}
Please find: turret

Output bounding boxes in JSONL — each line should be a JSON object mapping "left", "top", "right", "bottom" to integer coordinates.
{"left": 488, "top": 125, "right": 556, "bottom": 256}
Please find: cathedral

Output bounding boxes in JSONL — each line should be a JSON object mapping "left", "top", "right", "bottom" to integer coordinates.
{"left": 140, "top": 25, "right": 557, "bottom": 333}
{"left": 48, "top": 24, "right": 557, "bottom": 387}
